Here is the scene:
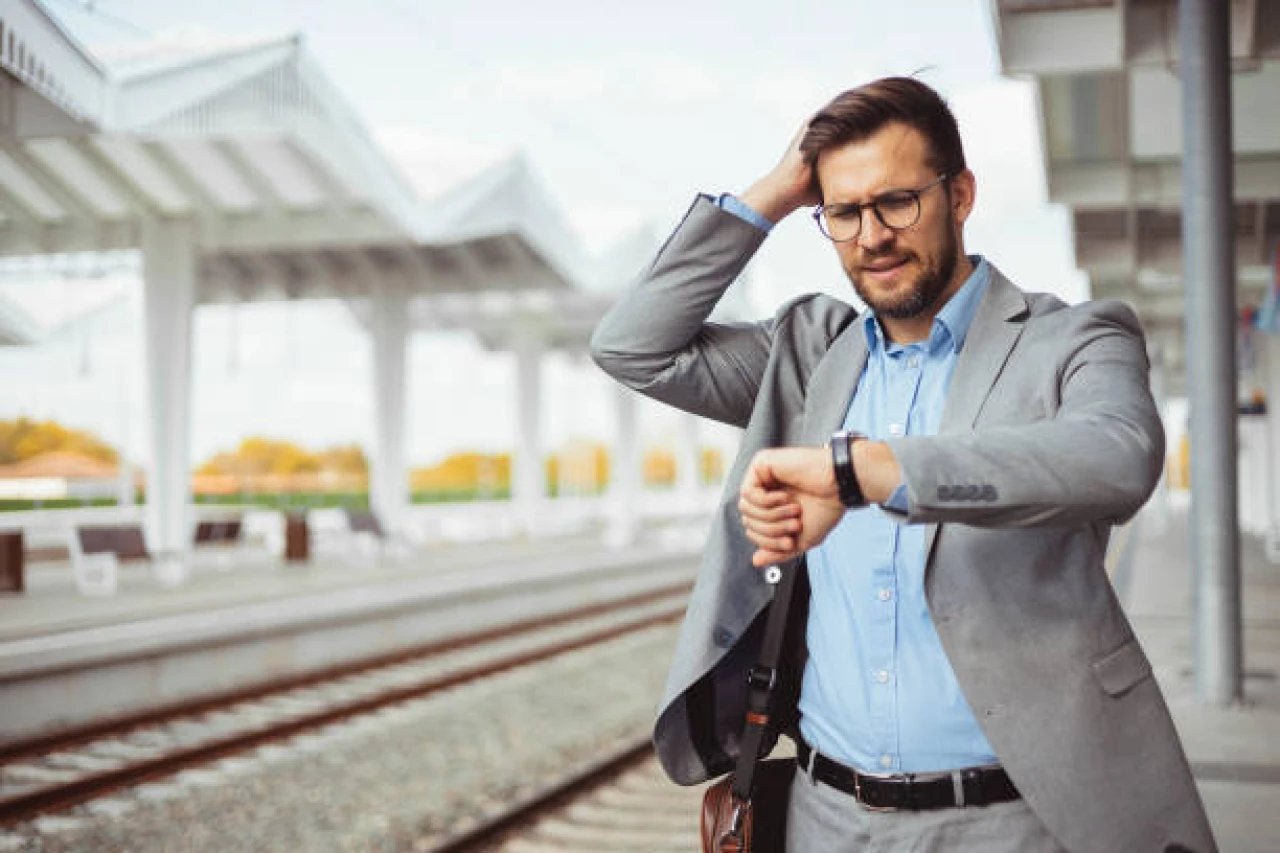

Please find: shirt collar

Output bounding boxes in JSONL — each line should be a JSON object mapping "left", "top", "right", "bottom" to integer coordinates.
{"left": 861, "top": 255, "right": 991, "bottom": 356}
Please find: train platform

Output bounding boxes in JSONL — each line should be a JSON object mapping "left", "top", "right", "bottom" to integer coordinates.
{"left": 0, "top": 521, "right": 704, "bottom": 746}
{"left": 1124, "top": 506, "right": 1280, "bottom": 852}
{"left": 0, "top": 525, "right": 691, "bottom": 642}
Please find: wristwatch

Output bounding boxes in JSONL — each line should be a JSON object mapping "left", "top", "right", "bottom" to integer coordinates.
{"left": 830, "top": 430, "right": 868, "bottom": 508}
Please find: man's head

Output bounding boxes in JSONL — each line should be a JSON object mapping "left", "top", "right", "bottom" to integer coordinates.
{"left": 800, "top": 78, "right": 975, "bottom": 330}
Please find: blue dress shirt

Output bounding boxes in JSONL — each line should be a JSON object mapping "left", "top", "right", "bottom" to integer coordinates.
{"left": 715, "top": 193, "right": 998, "bottom": 773}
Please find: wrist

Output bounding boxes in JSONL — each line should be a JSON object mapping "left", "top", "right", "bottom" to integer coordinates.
{"left": 852, "top": 440, "right": 902, "bottom": 505}
{"left": 739, "top": 175, "right": 804, "bottom": 224}
{"left": 830, "top": 431, "right": 868, "bottom": 508}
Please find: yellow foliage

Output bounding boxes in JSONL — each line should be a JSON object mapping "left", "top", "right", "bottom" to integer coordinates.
{"left": 644, "top": 447, "right": 676, "bottom": 487}
{"left": 0, "top": 417, "right": 118, "bottom": 466}
{"left": 196, "top": 437, "right": 364, "bottom": 477}
{"left": 549, "top": 441, "right": 611, "bottom": 493}
{"left": 411, "top": 452, "right": 511, "bottom": 492}
{"left": 701, "top": 447, "right": 724, "bottom": 484}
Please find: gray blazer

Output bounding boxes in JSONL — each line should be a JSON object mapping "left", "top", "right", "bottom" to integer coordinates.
{"left": 590, "top": 197, "right": 1217, "bottom": 853}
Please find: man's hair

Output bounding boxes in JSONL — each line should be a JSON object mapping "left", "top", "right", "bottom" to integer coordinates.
{"left": 799, "top": 77, "right": 966, "bottom": 187}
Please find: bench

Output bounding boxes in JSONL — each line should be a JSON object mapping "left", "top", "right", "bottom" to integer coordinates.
{"left": 70, "top": 524, "right": 185, "bottom": 594}
{"left": 341, "top": 508, "right": 409, "bottom": 564}
{"left": 193, "top": 518, "right": 246, "bottom": 569}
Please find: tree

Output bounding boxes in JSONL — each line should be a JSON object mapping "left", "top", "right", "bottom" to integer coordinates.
{"left": 0, "top": 417, "right": 118, "bottom": 466}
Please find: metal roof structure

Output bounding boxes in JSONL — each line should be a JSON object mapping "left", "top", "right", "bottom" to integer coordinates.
{"left": 0, "top": 29, "right": 581, "bottom": 299}
{"left": 991, "top": 0, "right": 1280, "bottom": 383}
{"left": 0, "top": 1, "right": 604, "bottom": 554}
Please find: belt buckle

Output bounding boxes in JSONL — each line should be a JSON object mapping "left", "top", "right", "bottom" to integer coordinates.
{"left": 855, "top": 770, "right": 901, "bottom": 813}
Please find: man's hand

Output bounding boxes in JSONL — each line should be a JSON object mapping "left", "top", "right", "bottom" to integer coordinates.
{"left": 738, "top": 446, "right": 845, "bottom": 568}
{"left": 739, "top": 117, "right": 822, "bottom": 224}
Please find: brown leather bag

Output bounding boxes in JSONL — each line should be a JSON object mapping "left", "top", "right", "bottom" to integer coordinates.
{"left": 698, "top": 562, "right": 803, "bottom": 853}
{"left": 701, "top": 757, "right": 795, "bottom": 852}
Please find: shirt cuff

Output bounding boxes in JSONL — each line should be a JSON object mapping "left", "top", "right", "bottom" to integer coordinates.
{"left": 883, "top": 482, "right": 909, "bottom": 513}
{"left": 714, "top": 193, "right": 775, "bottom": 233}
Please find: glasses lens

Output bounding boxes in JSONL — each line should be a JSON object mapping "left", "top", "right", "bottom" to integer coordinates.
{"left": 875, "top": 192, "right": 920, "bottom": 229}
{"left": 819, "top": 206, "right": 862, "bottom": 241}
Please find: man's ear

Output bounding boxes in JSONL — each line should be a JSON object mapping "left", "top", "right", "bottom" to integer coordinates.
{"left": 950, "top": 168, "right": 976, "bottom": 225}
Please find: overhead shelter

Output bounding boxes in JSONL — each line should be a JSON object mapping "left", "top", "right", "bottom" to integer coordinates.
{"left": 0, "top": 24, "right": 582, "bottom": 553}
{"left": 991, "top": 0, "right": 1280, "bottom": 386}
{"left": 991, "top": 0, "right": 1280, "bottom": 704}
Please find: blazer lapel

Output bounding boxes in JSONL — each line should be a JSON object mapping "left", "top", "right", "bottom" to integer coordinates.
{"left": 922, "top": 269, "right": 1029, "bottom": 561}
{"left": 801, "top": 320, "right": 869, "bottom": 445}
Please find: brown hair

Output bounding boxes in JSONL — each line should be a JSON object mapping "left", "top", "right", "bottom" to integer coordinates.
{"left": 800, "top": 77, "right": 966, "bottom": 191}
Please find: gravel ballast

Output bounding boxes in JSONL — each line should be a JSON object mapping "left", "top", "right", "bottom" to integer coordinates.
{"left": 4, "top": 624, "right": 680, "bottom": 853}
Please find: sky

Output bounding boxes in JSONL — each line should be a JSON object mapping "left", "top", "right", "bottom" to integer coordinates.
{"left": 0, "top": 0, "right": 1088, "bottom": 469}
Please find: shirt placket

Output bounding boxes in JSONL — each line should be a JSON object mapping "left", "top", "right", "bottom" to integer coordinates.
{"left": 873, "top": 346, "right": 926, "bottom": 772}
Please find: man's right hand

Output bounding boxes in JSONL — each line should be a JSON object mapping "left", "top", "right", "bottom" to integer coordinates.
{"left": 739, "top": 117, "right": 822, "bottom": 224}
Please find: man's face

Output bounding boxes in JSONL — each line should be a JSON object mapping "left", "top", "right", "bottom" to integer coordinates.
{"left": 815, "top": 122, "right": 973, "bottom": 320}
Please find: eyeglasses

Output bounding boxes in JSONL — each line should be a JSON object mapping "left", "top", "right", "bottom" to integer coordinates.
{"left": 812, "top": 173, "right": 951, "bottom": 243}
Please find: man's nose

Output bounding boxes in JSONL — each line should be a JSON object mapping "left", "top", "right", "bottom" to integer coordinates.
{"left": 858, "top": 208, "right": 895, "bottom": 251}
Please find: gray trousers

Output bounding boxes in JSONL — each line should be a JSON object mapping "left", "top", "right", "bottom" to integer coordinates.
{"left": 785, "top": 764, "right": 1068, "bottom": 852}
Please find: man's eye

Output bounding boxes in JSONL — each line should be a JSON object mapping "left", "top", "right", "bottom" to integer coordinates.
{"left": 877, "top": 193, "right": 915, "bottom": 215}
{"left": 828, "top": 206, "right": 862, "bottom": 221}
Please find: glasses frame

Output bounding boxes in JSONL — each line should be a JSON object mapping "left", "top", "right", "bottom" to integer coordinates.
{"left": 812, "top": 173, "right": 952, "bottom": 243}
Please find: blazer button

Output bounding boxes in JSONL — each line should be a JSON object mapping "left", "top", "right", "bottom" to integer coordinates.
{"left": 712, "top": 626, "right": 735, "bottom": 648}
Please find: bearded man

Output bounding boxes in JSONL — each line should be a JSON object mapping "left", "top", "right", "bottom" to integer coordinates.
{"left": 590, "top": 77, "right": 1216, "bottom": 852}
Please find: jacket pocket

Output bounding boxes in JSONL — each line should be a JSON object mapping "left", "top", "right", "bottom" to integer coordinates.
{"left": 1090, "top": 637, "right": 1153, "bottom": 696}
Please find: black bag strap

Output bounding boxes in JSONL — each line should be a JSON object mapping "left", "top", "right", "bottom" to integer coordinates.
{"left": 729, "top": 560, "right": 802, "bottom": 802}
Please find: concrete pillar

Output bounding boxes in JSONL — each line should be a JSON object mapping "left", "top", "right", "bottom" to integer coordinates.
{"left": 141, "top": 219, "right": 197, "bottom": 554}
{"left": 513, "top": 332, "right": 546, "bottom": 531}
{"left": 606, "top": 383, "right": 641, "bottom": 547}
{"left": 1180, "top": 0, "right": 1242, "bottom": 704}
{"left": 370, "top": 284, "right": 409, "bottom": 533}
{"left": 676, "top": 412, "right": 701, "bottom": 506}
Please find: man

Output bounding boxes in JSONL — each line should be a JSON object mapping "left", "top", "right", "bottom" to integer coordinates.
{"left": 590, "top": 77, "right": 1215, "bottom": 852}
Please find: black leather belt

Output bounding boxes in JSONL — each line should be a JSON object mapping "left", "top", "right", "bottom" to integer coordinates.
{"left": 796, "top": 740, "right": 1021, "bottom": 811}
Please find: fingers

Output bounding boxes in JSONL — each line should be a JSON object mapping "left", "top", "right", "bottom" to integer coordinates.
{"left": 738, "top": 492, "right": 800, "bottom": 522}
{"left": 742, "top": 524, "right": 795, "bottom": 556}
{"left": 752, "top": 546, "right": 800, "bottom": 569}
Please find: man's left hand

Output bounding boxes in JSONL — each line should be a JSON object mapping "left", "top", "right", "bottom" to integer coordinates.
{"left": 738, "top": 446, "right": 846, "bottom": 568}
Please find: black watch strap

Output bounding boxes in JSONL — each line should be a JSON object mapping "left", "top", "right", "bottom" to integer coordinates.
{"left": 830, "top": 431, "right": 867, "bottom": 508}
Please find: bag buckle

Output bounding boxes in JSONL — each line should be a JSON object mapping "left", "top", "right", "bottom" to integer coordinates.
{"left": 746, "top": 665, "right": 777, "bottom": 692}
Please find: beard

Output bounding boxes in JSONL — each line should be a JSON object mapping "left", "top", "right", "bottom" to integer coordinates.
{"left": 847, "top": 222, "right": 959, "bottom": 320}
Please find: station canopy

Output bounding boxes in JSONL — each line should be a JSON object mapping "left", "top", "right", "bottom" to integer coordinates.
{"left": 0, "top": 13, "right": 585, "bottom": 309}
{"left": 993, "top": 0, "right": 1280, "bottom": 383}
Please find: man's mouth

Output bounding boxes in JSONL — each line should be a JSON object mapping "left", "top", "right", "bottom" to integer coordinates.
{"left": 861, "top": 256, "right": 910, "bottom": 276}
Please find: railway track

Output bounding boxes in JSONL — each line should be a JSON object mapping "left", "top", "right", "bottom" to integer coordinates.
{"left": 426, "top": 738, "right": 706, "bottom": 853}
{"left": 0, "top": 581, "right": 691, "bottom": 831}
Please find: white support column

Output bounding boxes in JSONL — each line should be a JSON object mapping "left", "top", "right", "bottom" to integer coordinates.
{"left": 513, "top": 332, "right": 546, "bottom": 532}
{"left": 675, "top": 412, "right": 701, "bottom": 509}
{"left": 370, "top": 284, "right": 410, "bottom": 533}
{"left": 606, "top": 383, "right": 641, "bottom": 547}
{"left": 142, "top": 219, "right": 197, "bottom": 555}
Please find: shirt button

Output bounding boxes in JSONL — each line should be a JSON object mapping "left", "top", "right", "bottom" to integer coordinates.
{"left": 906, "top": 355, "right": 920, "bottom": 369}
{"left": 888, "top": 422, "right": 904, "bottom": 436}
{"left": 875, "top": 669, "right": 890, "bottom": 683}
{"left": 879, "top": 754, "right": 895, "bottom": 769}
{"left": 877, "top": 588, "right": 893, "bottom": 602}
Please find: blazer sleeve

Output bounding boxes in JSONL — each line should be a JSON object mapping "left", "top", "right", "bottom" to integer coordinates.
{"left": 886, "top": 300, "right": 1165, "bottom": 528}
{"left": 589, "top": 195, "right": 775, "bottom": 429}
